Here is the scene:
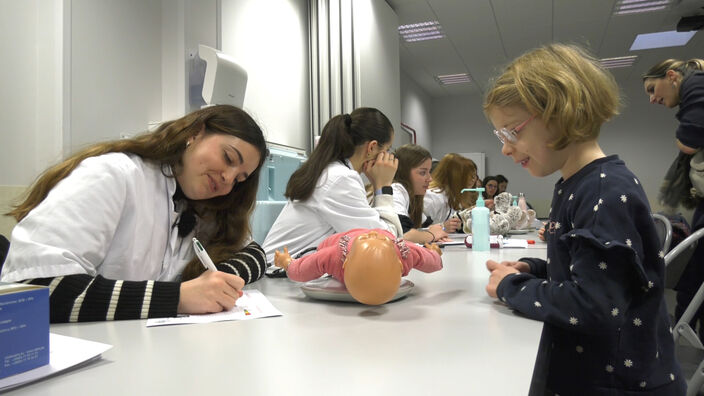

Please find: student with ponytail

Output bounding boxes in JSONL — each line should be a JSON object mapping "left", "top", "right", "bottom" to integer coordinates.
{"left": 262, "top": 107, "right": 402, "bottom": 263}
{"left": 1, "top": 105, "right": 268, "bottom": 322}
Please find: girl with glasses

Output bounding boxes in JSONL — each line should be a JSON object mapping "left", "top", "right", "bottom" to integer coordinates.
{"left": 483, "top": 44, "right": 685, "bottom": 395}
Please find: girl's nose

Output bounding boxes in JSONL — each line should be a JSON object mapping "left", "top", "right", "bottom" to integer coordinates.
{"left": 501, "top": 141, "right": 513, "bottom": 157}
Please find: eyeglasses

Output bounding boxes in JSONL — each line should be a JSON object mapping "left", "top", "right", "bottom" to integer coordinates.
{"left": 493, "top": 115, "right": 535, "bottom": 144}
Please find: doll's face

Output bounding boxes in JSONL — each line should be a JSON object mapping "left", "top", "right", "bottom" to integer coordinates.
{"left": 343, "top": 233, "right": 402, "bottom": 305}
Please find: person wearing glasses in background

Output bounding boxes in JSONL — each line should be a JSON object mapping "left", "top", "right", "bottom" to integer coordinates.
{"left": 643, "top": 58, "right": 704, "bottom": 339}
{"left": 495, "top": 174, "right": 509, "bottom": 194}
{"left": 481, "top": 175, "right": 499, "bottom": 211}
{"left": 484, "top": 43, "right": 685, "bottom": 395}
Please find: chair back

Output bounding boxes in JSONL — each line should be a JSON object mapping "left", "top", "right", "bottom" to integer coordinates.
{"left": 652, "top": 213, "right": 672, "bottom": 253}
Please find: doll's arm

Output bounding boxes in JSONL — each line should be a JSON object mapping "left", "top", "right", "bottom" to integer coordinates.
{"left": 274, "top": 247, "right": 292, "bottom": 270}
{"left": 281, "top": 246, "right": 339, "bottom": 282}
{"left": 407, "top": 243, "right": 443, "bottom": 273}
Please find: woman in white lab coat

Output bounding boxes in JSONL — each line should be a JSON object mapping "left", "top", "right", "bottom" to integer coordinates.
{"left": 391, "top": 144, "right": 456, "bottom": 244}
{"left": 1, "top": 105, "right": 268, "bottom": 322}
{"left": 262, "top": 107, "right": 401, "bottom": 263}
{"left": 424, "top": 153, "right": 478, "bottom": 229}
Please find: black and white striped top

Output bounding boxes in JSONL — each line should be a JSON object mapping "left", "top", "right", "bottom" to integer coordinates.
{"left": 20, "top": 241, "right": 267, "bottom": 323}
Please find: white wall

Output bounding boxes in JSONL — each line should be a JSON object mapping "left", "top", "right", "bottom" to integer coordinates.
{"left": 428, "top": 80, "right": 681, "bottom": 218}
{"left": 220, "top": 0, "right": 310, "bottom": 151}
{"left": 69, "top": 0, "right": 163, "bottom": 148}
{"left": 400, "top": 71, "right": 433, "bottom": 150}
{"left": 0, "top": 0, "right": 63, "bottom": 186}
{"left": 353, "top": 0, "right": 401, "bottom": 140}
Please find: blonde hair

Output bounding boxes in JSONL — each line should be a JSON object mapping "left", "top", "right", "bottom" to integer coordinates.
{"left": 643, "top": 58, "right": 704, "bottom": 80}
{"left": 484, "top": 43, "right": 621, "bottom": 150}
{"left": 429, "top": 153, "right": 477, "bottom": 210}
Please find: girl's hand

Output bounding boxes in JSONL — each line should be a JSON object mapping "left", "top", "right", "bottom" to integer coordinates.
{"left": 443, "top": 217, "right": 462, "bottom": 233}
{"left": 364, "top": 151, "right": 398, "bottom": 190}
{"left": 538, "top": 222, "right": 547, "bottom": 241}
{"left": 428, "top": 223, "right": 450, "bottom": 242}
{"left": 178, "top": 271, "right": 245, "bottom": 314}
{"left": 484, "top": 199, "right": 495, "bottom": 211}
{"left": 485, "top": 260, "right": 520, "bottom": 298}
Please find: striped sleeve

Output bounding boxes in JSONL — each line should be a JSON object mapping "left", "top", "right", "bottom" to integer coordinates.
{"left": 23, "top": 274, "right": 179, "bottom": 323}
{"left": 216, "top": 241, "right": 267, "bottom": 284}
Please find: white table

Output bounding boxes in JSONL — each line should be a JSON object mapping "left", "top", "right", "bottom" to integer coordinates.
{"left": 9, "top": 234, "right": 546, "bottom": 396}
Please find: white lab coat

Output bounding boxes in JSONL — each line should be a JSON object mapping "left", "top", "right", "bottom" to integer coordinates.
{"left": 423, "top": 188, "right": 454, "bottom": 223}
{"left": 262, "top": 160, "right": 402, "bottom": 263}
{"left": 1, "top": 153, "right": 194, "bottom": 283}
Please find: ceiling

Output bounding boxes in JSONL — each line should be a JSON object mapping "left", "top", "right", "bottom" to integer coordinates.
{"left": 386, "top": 0, "right": 704, "bottom": 98}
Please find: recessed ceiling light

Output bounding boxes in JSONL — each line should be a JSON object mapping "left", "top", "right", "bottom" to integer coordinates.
{"left": 398, "top": 21, "right": 445, "bottom": 42}
{"left": 613, "top": 0, "right": 670, "bottom": 15}
{"left": 630, "top": 30, "right": 697, "bottom": 50}
{"left": 600, "top": 55, "right": 638, "bottom": 69}
{"left": 435, "top": 73, "right": 471, "bottom": 85}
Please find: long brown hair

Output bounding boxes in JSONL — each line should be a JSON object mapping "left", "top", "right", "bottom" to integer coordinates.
{"left": 429, "top": 153, "right": 478, "bottom": 210}
{"left": 9, "top": 105, "right": 267, "bottom": 280}
{"left": 643, "top": 58, "right": 704, "bottom": 80}
{"left": 393, "top": 144, "right": 432, "bottom": 228}
{"left": 285, "top": 107, "right": 393, "bottom": 201}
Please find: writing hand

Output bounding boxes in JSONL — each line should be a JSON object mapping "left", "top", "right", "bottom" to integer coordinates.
{"left": 178, "top": 271, "right": 245, "bottom": 314}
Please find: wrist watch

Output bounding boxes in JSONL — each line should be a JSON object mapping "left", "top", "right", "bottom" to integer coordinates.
{"left": 375, "top": 186, "right": 393, "bottom": 196}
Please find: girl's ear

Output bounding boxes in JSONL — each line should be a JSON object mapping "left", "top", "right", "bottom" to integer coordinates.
{"left": 366, "top": 140, "right": 379, "bottom": 157}
{"left": 666, "top": 69, "right": 679, "bottom": 83}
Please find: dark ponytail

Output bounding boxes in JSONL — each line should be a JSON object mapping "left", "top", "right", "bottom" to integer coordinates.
{"left": 285, "top": 107, "right": 393, "bottom": 201}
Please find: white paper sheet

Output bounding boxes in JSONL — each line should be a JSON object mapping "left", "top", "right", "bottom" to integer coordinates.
{"left": 0, "top": 333, "right": 112, "bottom": 392}
{"left": 146, "top": 289, "right": 282, "bottom": 327}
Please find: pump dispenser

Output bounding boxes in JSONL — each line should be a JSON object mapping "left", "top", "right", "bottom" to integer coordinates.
{"left": 461, "top": 188, "right": 490, "bottom": 251}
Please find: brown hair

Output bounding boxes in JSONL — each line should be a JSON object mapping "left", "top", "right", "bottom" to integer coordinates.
{"left": 484, "top": 43, "right": 621, "bottom": 150}
{"left": 642, "top": 58, "right": 704, "bottom": 80}
{"left": 429, "top": 153, "right": 478, "bottom": 210}
{"left": 393, "top": 144, "right": 432, "bottom": 227}
{"left": 9, "top": 105, "right": 267, "bottom": 280}
{"left": 285, "top": 107, "right": 393, "bottom": 201}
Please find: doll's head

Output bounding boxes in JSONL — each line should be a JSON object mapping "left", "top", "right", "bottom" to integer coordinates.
{"left": 343, "top": 231, "right": 403, "bottom": 305}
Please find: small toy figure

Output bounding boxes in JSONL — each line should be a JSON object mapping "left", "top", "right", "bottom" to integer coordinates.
{"left": 275, "top": 228, "right": 443, "bottom": 305}
{"left": 458, "top": 192, "right": 536, "bottom": 235}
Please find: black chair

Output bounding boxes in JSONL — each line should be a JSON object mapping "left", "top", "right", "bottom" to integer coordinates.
{"left": 0, "top": 234, "right": 9, "bottom": 272}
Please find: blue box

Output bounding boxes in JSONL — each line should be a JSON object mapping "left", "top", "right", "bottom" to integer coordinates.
{"left": 0, "top": 283, "right": 50, "bottom": 379}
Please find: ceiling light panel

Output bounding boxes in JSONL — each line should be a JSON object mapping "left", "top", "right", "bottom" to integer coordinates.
{"left": 600, "top": 55, "right": 638, "bottom": 69}
{"left": 630, "top": 30, "right": 697, "bottom": 50}
{"left": 613, "top": 0, "right": 670, "bottom": 15}
{"left": 435, "top": 73, "right": 471, "bottom": 85}
{"left": 399, "top": 21, "right": 445, "bottom": 42}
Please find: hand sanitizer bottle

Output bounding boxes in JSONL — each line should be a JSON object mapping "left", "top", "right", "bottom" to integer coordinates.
{"left": 461, "top": 188, "right": 490, "bottom": 251}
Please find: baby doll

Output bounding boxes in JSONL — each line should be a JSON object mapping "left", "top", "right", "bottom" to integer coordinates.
{"left": 275, "top": 228, "right": 443, "bottom": 305}
{"left": 457, "top": 192, "right": 536, "bottom": 235}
